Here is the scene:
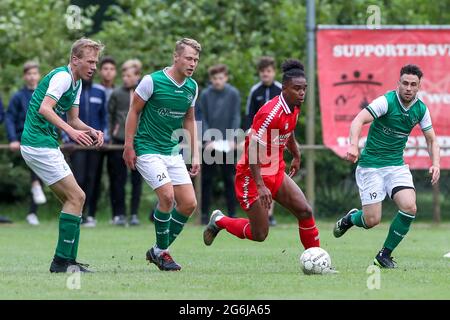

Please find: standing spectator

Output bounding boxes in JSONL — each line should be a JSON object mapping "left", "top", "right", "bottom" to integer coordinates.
{"left": 245, "top": 57, "right": 282, "bottom": 130}
{"left": 98, "top": 56, "right": 117, "bottom": 106}
{"left": 81, "top": 56, "right": 117, "bottom": 227}
{"left": 244, "top": 56, "right": 282, "bottom": 226}
{"left": 62, "top": 79, "right": 108, "bottom": 227}
{"left": 199, "top": 64, "right": 241, "bottom": 224}
{"left": 5, "top": 61, "right": 46, "bottom": 225}
{"left": 108, "top": 59, "right": 143, "bottom": 226}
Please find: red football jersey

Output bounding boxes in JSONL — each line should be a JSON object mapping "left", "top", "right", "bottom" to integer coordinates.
{"left": 237, "top": 94, "right": 300, "bottom": 176}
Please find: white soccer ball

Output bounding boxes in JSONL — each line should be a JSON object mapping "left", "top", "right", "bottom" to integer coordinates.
{"left": 300, "top": 247, "right": 332, "bottom": 275}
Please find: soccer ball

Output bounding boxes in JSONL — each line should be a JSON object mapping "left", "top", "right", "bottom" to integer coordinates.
{"left": 300, "top": 247, "right": 332, "bottom": 275}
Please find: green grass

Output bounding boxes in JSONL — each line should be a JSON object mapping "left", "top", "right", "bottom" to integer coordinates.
{"left": 0, "top": 220, "right": 449, "bottom": 300}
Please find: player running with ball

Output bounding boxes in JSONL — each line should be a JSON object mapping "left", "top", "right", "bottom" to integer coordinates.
{"left": 20, "top": 38, "right": 105, "bottom": 273}
{"left": 203, "top": 59, "right": 321, "bottom": 253}
{"left": 333, "top": 65, "right": 440, "bottom": 268}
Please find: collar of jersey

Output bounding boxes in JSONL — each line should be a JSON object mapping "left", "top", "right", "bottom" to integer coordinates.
{"left": 395, "top": 90, "right": 418, "bottom": 112}
{"left": 279, "top": 93, "right": 292, "bottom": 114}
{"left": 163, "top": 67, "right": 186, "bottom": 88}
{"left": 67, "top": 64, "right": 79, "bottom": 89}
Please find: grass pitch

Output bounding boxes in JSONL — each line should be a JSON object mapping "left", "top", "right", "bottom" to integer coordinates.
{"left": 0, "top": 220, "right": 449, "bottom": 300}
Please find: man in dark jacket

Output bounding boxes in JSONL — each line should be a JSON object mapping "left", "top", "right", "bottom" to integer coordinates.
{"left": 107, "top": 59, "right": 143, "bottom": 226}
{"left": 62, "top": 79, "right": 108, "bottom": 227}
{"left": 199, "top": 64, "right": 241, "bottom": 224}
{"left": 244, "top": 56, "right": 282, "bottom": 131}
{"left": 5, "top": 61, "right": 45, "bottom": 225}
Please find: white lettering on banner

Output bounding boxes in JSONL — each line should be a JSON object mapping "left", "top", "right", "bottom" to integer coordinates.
{"left": 418, "top": 91, "right": 450, "bottom": 105}
{"left": 336, "top": 136, "right": 450, "bottom": 157}
{"left": 333, "top": 44, "right": 450, "bottom": 58}
{"left": 404, "top": 136, "right": 429, "bottom": 157}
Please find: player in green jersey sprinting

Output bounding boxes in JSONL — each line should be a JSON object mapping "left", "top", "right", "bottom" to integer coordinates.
{"left": 21, "top": 38, "right": 105, "bottom": 273}
{"left": 333, "top": 64, "right": 440, "bottom": 268}
{"left": 123, "top": 38, "right": 201, "bottom": 271}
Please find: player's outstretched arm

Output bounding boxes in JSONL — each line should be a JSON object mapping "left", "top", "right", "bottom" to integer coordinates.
{"left": 347, "top": 108, "right": 374, "bottom": 163}
{"left": 423, "top": 128, "right": 440, "bottom": 185}
{"left": 183, "top": 107, "right": 200, "bottom": 177}
{"left": 123, "top": 92, "right": 146, "bottom": 170}
{"left": 38, "top": 96, "right": 93, "bottom": 146}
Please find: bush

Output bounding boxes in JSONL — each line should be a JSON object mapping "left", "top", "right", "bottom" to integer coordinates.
{"left": 0, "top": 151, "right": 30, "bottom": 202}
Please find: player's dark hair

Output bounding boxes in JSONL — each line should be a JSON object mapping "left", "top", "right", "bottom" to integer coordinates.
{"left": 257, "top": 56, "right": 276, "bottom": 71}
{"left": 281, "top": 59, "right": 305, "bottom": 84}
{"left": 23, "top": 61, "right": 39, "bottom": 74}
{"left": 400, "top": 64, "right": 423, "bottom": 80}
{"left": 100, "top": 56, "right": 116, "bottom": 69}
{"left": 208, "top": 64, "right": 228, "bottom": 77}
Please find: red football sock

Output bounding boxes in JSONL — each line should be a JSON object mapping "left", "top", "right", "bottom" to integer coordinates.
{"left": 298, "top": 216, "right": 320, "bottom": 249}
{"left": 216, "top": 216, "right": 253, "bottom": 240}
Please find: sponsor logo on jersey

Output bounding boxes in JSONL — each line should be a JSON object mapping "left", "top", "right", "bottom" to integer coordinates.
{"left": 158, "top": 108, "right": 171, "bottom": 116}
{"left": 157, "top": 108, "right": 186, "bottom": 118}
{"left": 381, "top": 124, "right": 408, "bottom": 138}
{"left": 272, "top": 132, "right": 292, "bottom": 146}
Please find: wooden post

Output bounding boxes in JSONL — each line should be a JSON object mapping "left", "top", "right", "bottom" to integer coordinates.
{"left": 306, "top": 0, "right": 316, "bottom": 210}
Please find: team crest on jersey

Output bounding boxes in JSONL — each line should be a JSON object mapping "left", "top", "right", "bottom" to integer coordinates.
{"left": 187, "top": 94, "right": 194, "bottom": 103}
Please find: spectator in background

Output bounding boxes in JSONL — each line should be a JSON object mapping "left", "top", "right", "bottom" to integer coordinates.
{"left": 199, "top": 64, "right": 241, "bottom": 224}
{"left": 108, "top": 59, "right": 143, "bottom": 226}
{"left": 5, "top": 61, "right": 46, "bottom": 225}
{"left": 98, "top": 56, "right": 116, "bottom": 108}
{"left": 83, "top": 56, "right": 117, "bottom": 226}
{"left": 245, "top": 56, "right": 282, "bottom": 130}
{"left": 244, "top": 56, "right": 282, "bottom": 226}
{"left": 62, "top": 77, "right": 108, "bottom": 227}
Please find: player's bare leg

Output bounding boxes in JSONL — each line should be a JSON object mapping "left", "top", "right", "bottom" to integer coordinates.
{"left": 245, "top": 199, "right": 270, "bottom": 241}
{"left": 50, "top": 174, "right": 85, "bottom": 214}
{"left": 375, "top": 188, "right": 416, "bottom": 269}
{"left": 203, "top": 199, "right": 269, "bottom": 245}
{"left": 274, "top": 174, "right": 319, "bottom": 249}
{"left": 48, "top": 175, "right": 91, "bottom": 272}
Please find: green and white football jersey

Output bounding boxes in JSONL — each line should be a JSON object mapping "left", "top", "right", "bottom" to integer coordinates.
{"left": 21, "top": 65, "right": 81, "bottom": 148}
{"left": 359, "top": 90, "right": 432, "bottom": 168}
{"left": 134, "top": 67, "right": 198, "bottom": 156}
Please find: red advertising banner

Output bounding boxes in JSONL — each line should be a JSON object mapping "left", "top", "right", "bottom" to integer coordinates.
{"left": 317, "top": 28, "right": 450, "bottom": 169}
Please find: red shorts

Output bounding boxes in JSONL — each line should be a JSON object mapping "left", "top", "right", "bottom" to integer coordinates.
{"left": 235, "top": 165, "right": 285, "bottom": 211}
